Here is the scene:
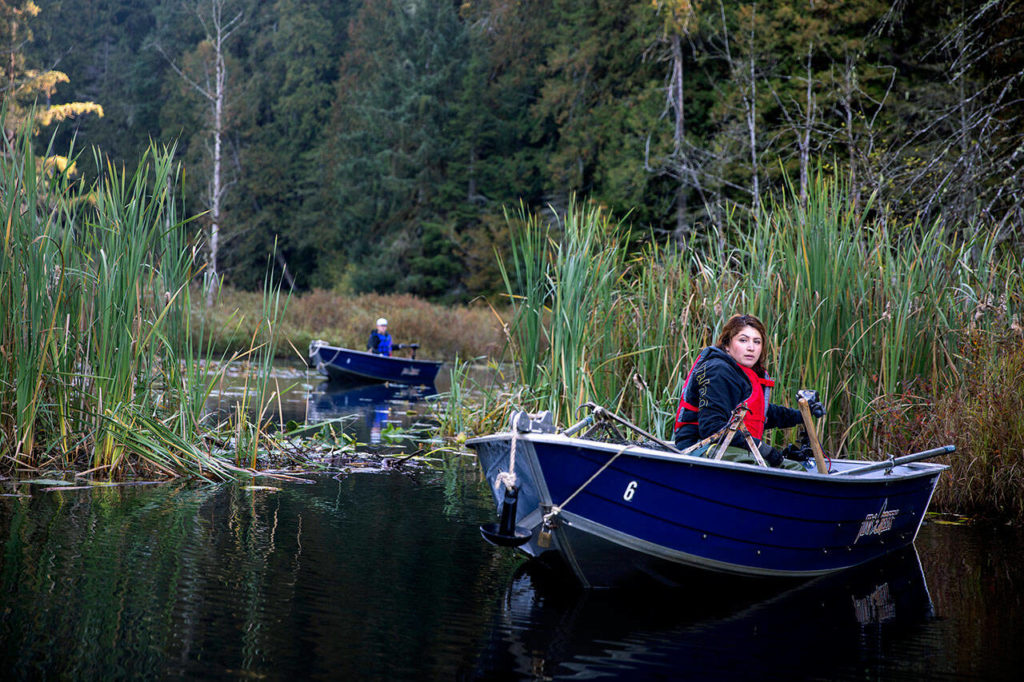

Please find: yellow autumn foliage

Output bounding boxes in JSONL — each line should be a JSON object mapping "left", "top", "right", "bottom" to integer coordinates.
{"left": 16, "top": 69, "right": 69, "bottom": 98}
{"left": 36, "top": 102, "right": 105, "bottom": 127}
{"left": 1, "top": 6, "right": 103, "bottom": 137}
{"left": 42, "top": 154, "right": 76, "bottom": 176}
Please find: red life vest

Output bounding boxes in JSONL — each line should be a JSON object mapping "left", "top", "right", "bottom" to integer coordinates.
{"left": 674, "top": 351, "right": 774, "bottom": 439}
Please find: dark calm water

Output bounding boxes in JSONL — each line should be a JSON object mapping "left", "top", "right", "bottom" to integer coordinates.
{"left": 2, "top": 376, "right": 1023, "bottom": 680}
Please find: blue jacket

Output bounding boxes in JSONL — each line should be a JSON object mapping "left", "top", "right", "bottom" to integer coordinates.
{"left": 367, "top": 330, "right": 392, "bottom": 356}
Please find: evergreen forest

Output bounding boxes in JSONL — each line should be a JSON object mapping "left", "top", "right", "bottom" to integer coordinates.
{"left": 7, "top": 0, "right": 1024, "bottom": 301}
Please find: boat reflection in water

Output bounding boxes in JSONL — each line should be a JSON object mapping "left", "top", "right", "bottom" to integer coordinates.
{"left": 472, "top": 546, "right": 934, "bottom": 680}
{"left": 306, "top": 382, "right": 436, "bottom": 444}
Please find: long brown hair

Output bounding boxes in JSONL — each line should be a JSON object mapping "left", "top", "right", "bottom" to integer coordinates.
{"left": 716, "top": 313, "right": 769, "bottom": 376}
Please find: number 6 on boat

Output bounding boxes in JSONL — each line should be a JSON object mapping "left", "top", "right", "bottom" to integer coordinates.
{"left": 623, "top": 481, "right": 638, "bottom": 502}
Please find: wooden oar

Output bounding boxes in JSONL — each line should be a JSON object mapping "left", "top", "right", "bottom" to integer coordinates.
{"left": 797, "top": 398, "right": 829, "bottom": 474}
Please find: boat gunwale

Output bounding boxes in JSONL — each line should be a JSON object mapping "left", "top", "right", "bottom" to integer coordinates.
{"left": 466, "top": 431, "right": 949, "bottom": 483}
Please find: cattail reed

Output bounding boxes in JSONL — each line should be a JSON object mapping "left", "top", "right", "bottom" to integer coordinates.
{"left": 0, "top": 121, "right": 280, "bottom": 480}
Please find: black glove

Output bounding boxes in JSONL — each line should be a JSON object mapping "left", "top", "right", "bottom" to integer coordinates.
{"left": 756, "top": 442, "right": 784, "bottom": 467}
{"left": 781, "top": 442, "right": 813, "bottom": 462}
{"left": 797, "top": 389, "right": 825, "bottom": 418}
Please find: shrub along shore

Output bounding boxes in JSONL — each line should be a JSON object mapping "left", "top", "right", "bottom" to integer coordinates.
{"left": 204, "top": 288, "right": 506, "bottom": 364}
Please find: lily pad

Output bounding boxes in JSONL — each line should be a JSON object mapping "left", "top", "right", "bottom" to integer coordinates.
{"left": 928, "top": 512, "right": 971, "bottom": 526}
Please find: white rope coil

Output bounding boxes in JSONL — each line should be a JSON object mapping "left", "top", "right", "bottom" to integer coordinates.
{"left": 495, "top": 426, "right": 519, "bottom": 491}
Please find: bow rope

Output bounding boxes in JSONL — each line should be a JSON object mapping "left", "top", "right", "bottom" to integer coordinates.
{"left": 495, "top": 421, "right": 519, "bottom": 491}
{"left": 543, "top": 441, "right": 634, "bottom": 527}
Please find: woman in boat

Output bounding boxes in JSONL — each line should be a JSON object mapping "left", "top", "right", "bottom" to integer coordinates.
{"left": 673, "top": 313, "right": 823, "bottom": 467}
{"left": 366, "top": 317, "right": 392, "bottom": 356}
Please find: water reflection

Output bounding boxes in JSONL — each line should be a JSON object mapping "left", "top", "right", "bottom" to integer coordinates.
{"left": 307, "top": 382, "right": 437, "bottom": 444}
{"left": 202, "top": 360, "right": 441, "bottom": 444}
{"left": 3, "top": 474, "right": 1024, "bottom": 680}
{"left": 473, "top": 547, "right": 936, "bottom": 680}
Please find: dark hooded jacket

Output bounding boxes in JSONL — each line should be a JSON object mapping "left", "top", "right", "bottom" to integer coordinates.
{"left": 673, "top": 346, "right": 802, "bottom": 450}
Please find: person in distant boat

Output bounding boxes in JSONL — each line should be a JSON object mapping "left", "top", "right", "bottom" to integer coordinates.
{"left": 672, "top": 313, "right": 824, "bottom": 468}
{"left": 367, "top": 317, "right": 392, "bottom": 356}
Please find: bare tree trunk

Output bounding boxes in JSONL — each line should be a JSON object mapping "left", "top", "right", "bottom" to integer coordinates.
{"left": 841, "top": 53, "right": 859, "bottom": 214}
{"left": 799, "top": 44, "right": 814, "bottom": 207}
{"left": 953, "top": 10, "right": 976, "bottom": 226}
{"left": 744, "top": 6, "right": 760, "bottom": 217}
{"left": 716, "top": 0, "right": 761, "bottom": 218}
{"left": 154, "top": 0, "right": 242, "bottom": 307}
{"left": 5, "top": 17, "right": 15, "bottom": 92}
{"left": 207, "top": 1, "right": 228, "bottom": 307}
{"left": 669, "top": 33, "right": 688, "bottom": 245}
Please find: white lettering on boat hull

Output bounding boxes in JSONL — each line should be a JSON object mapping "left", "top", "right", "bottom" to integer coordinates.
{"left": 854, "top": 500, "right": 899, "bottom": 543}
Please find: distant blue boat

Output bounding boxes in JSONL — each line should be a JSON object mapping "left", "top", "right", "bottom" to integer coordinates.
{"left": 469, "top": 410, "right": 950, "bottom": 588}
{"left": 308, "top": 341, "right": 443, "bottom": 386}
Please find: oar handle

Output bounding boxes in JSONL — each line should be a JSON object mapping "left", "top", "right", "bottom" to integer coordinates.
{"left": 563, "top": 414, "right": 594, "bottom": 437}
{"left": 798, "top": 398, "right": 829, "bottom": 474}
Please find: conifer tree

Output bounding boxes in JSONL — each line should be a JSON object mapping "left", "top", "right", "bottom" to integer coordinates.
{"left": 228, "top": 0, "right": 345, "bottom": 291}
{"left": 324, "top": 0, "right": 469, "bottom": 296}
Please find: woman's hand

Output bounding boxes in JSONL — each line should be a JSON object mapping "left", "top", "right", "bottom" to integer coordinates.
{"left": 797, "top": 389, "right": 825, "bottom": 417}
{"left": 781, "top": 442, "right": 813, "bottom": 462}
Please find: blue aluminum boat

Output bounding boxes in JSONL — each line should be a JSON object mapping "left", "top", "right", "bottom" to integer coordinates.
{"left": 468, "top": 409, "right": 950, "bottom": 588}
{"left": 308, "top": 340, "right": 443, "bottom": 386}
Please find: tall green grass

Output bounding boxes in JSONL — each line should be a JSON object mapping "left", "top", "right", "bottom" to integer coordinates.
{"left": 465, "top": 177, "right": 1021, "bottom": 459}
{"left": 0, "top": 121, "right": 283, "bottom": 480}
{"left": 495, "top": 198, "right": 629, "bottom": 425}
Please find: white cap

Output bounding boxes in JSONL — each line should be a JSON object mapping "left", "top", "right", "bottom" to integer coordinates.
{"left": 376, "top": 318, "right": 388, "bottom": 326}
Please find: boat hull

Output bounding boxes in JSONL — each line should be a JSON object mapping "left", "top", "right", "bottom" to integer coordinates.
{"left": 309, "top": 342, "right": 442, "bottom": 386}
{"left": 470, "top": 432, "right": 946, "bottom": 588}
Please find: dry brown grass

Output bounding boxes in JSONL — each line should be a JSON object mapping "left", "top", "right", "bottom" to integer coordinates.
{"left": 870, "top": 330, "right": 1024, "bottom": 521}
{"left": 202, "top": 287, "right": 507, "bottom": 362}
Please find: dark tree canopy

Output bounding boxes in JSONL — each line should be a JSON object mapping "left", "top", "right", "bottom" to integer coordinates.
{"left": 14, "top": 0, "right": 1024, "bottom": 300}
